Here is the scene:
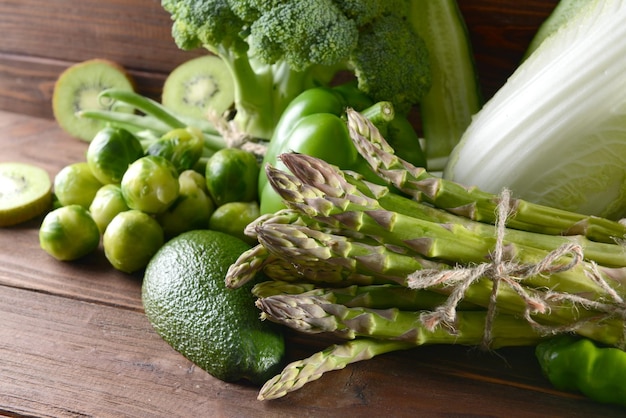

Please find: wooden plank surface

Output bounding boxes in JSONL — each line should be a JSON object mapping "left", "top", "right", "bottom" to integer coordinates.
{"left": 0, "top": 0, "right": 202, "bottom": 119}
{"left": 1, "top": 0, "right": 555, "bottom": 120}
{"left": 2, "top": 1, "right": 626, "bottom": 416}
{"left": 2, "top": 111, "right": 626, "bottom": 417}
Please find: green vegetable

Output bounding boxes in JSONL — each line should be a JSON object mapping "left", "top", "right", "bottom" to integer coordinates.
{"left": 39, "top": 205, "right": 100, "bottom": 261}
{"left": 160, "top": 0, "right": 432, "bottom": 141}
{"left": 348, "top": 9, "right": 431, "bottom": 115}
{"left": 258, "top": 85, "right": 425, "bottom": 214}
{"left": 346, "top": 107, "right": 626, "bottom": 244}
{"left": 209, "top": 201, "right": 260, "bottom": 245}
{"left": 251, "top": 281, "right": 480, "bottom": 312}
{"left": 121, "top": 155, "right": 180, "bottom": 214}
{"left": 157, "top": 170, "right": 215, "bottom": 238}
{"left": 103, "top": 209, "right": 165, "bottom": 273}
{"left": 145, "top": 127, "right": 205, "bottom": 174}
{"left": 257, "top": 294, "right": 543, "bottom": 347}
{"left": 225, "top": 110, "right": 626, "bottom": 400}
{"left": 258, "top": 338, "right": 413, "bottom": 401}
{"left": 536, "top": 335, "right": 626, "bottom": 408}
{"left": 408, "top": 0, "right": 482, "bottom": 170}
{"left": 205, "top": 147, "right": 260, "bottom": 206}
{"left": 79, "top": 88, "right": 226, "bottom": 154}
{"left": 245, "top": 213, "right": 626, "bottom": 347}
{"left": 89, "top": 184, "right": 130, "bottom": 234}
{"left": 524, "top": 0, "right": 592, "bottom": 59}
{"left": 256, "top": 294, "right": 544, "bottom": 400}
{"left": 86, "top": 127, "right": 144, "bottom": 184}
{"left": 53, "top": 162, "right": 103, "bottom": 209}
{"left": 444, "top": 0, "right": 626, "bottom": 220}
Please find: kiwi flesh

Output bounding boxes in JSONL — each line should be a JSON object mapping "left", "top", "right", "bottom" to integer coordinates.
{"left": 0, "top": 162, "right": 52, "bottom": 227}
{"left": 162, "top": 55, "right": 235, "bottom": 120}
{"left": 52, "top": 59, "right": 136, "bottom": 142}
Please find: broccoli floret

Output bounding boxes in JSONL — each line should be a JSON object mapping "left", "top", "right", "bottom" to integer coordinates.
{"left": 351, "top": 13, "right": 432, "bottom": 114}
{"left": 165, "top": 0, "right": 246, "bottom": 53}
{"left": 161, "top": 0, "right": 432, "bottom": 140}
{"left": 248, "top": 1, "right": 359, "bottom": 71}
{"left": 332, "top": 0, "right": 387, "bottom": 26}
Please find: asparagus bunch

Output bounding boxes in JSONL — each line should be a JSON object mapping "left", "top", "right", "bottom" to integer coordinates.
{"left": 226, "top": 109, "right": 626, "bottom": 400}
{"left": 345, "top": 108, "right": 626, "bottom": 244}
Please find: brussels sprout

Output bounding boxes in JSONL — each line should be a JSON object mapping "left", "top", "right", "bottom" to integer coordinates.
{"left": 145, "top": 127, "right": 204, "bottom": 173}
{"left": 86, "top": 127, "right": 144, "bottom": 184}
{"left": 54, "top": 162, "right": 103, "bottom": 209}
{"left": 205, "top": 147, "right": 260, "bottom": 206}
{"left": 157, "top": 170, "right": 216, "bottom": 238}
{"left": 103, "top": 210, "right": 164, "bottom": 273}
{"left": 209, "top": 201, "right": 260, "bottom": 245}
{"left": 121, "top": 155, "right": 180, "bottom": 214}
{"left": 39, "top": 204, "right": 100, "bottom": 261}
{"left": 89, "top": 184, "right": 130, "bottom": 234}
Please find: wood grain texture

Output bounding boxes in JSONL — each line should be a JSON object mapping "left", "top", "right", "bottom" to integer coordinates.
{"left": 457, "top": 0, "right": 559, "bottom": 99}
{"left": 2, "top": 111, "right": 625, "bottom": 417}
{"left": 2, "top": 1, "right": 626, "bottom": 416}
{"left": 0, "top": 0, "right": 556, "bottom": 120}
{"left": 0, "top": 53, "right": 170, "bottom": 120}
{"left": 0, "top": 0, "right": 196, "bottom": 72}
{"left": 0, "top": 0, "right": 202, "bottom": 119}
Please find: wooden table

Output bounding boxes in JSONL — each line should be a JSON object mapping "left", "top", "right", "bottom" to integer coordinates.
{"left": 2, "top": 0, "right": 626, "bottom": 415}
{"left": 2, "top": 113, "right": 625, "bottom": 417}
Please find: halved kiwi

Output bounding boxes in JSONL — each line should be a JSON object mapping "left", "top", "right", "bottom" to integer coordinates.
{"left": 0, "top": 162, "right": 52, "bottom": 227}
{"left": 52, "top": 59, "right": 136, "bottom": 142}
{"left": 162, "top": 55, "right": 235, "bottom": 120}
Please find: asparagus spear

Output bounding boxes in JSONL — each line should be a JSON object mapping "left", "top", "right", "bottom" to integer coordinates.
{"left": 345, "top": 107, "right": 626, "bottom": 244}
{"left": 255, "top": 222, "right": 436, "bottom": 286}
{"left": 256, "top": 294, "right": 545, "bottom": 348}
{"left": 256, "top": 293, "right": 623, "bottom": 400}
{"left": 226, "top": 224, "right": 398, "bottom": 288}
{"left": 251, "top": 221, "right": 626, "bottom": 347}
{"left": 226, "top": 209, "right": 371, "bottom": 289}
{"left": 252, "top": 280, "right": 480, "bottom": 311}
{"left": 247, "top": 108, "right": 626, "bottom": 403}
{"left": 258, "top": 338, "right": 414, "bottom": 401}
{"left": 264, "top": 159, "right": 625, "bottom": 302}
{"left": 262, "top": 258, "right": 388, "bottom": 286}
{"left": 225, "top": 243, "right": 276, "bottom": 289}
{"left": 281, "top": 151, "right": 626, "bottom": 268}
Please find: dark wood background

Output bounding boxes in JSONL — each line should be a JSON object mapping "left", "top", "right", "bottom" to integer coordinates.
{"left": 0, "top": 0, "right": 557, "bottom": 120}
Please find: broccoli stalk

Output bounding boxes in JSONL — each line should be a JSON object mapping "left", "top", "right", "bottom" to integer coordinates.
{"left": 161, "top": 0, "right": 433, "bottom": 141}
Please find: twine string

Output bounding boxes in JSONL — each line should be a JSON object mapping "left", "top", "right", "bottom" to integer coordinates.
{"left": 407, "top": 188, "right": 592, "bottom": 348}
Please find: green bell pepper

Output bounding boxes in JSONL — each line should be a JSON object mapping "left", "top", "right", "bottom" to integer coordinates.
{"left": 535, "top": 334, "right": 626, "bottom": 408}
{"left": 259, "top": 84, "right": 426, "bottom": 214}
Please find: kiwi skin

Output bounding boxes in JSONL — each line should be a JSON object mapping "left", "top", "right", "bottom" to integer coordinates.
{"left": 0, "top": 162, "right": 52, "bottom": 227}
{"left": 162, "top": 55, "right": 235, "bottom": 120}
{"left": 52, "top": 59, "right": 136, "bottom": 142}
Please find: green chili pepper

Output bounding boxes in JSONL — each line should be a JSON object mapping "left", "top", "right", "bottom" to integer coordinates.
{"left": 259, "top": 83, "right": 426, "bottom": 214}
{"left": 535, "top": 334, "right": 626, "bottom": 408}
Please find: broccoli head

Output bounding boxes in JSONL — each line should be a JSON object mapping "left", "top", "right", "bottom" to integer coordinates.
{"left": 163, "top": 0, "right": 247, "bottom": 54}
{"left": 161, "top": 0, "right": 432, "bottom": 139}
{"left": 350, "top": 13, "right": 432, "bottom": 114}
{"left": 248, "top": 1, "right": 359, "bottom": 71}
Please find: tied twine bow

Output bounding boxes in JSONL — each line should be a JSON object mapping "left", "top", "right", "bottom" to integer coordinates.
{"left": 406, "top": 188, "right": 604, "bottom": 349}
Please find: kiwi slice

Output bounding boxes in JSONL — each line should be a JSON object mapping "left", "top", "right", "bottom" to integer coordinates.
{"left": 162, "top": 55, "right": 235, "bottom": 120}
{"left": 0, "top": 162, "right": 52, "bottom": 227}
{"left": 52, "top": 59, "right": 136, "bottom": 142}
